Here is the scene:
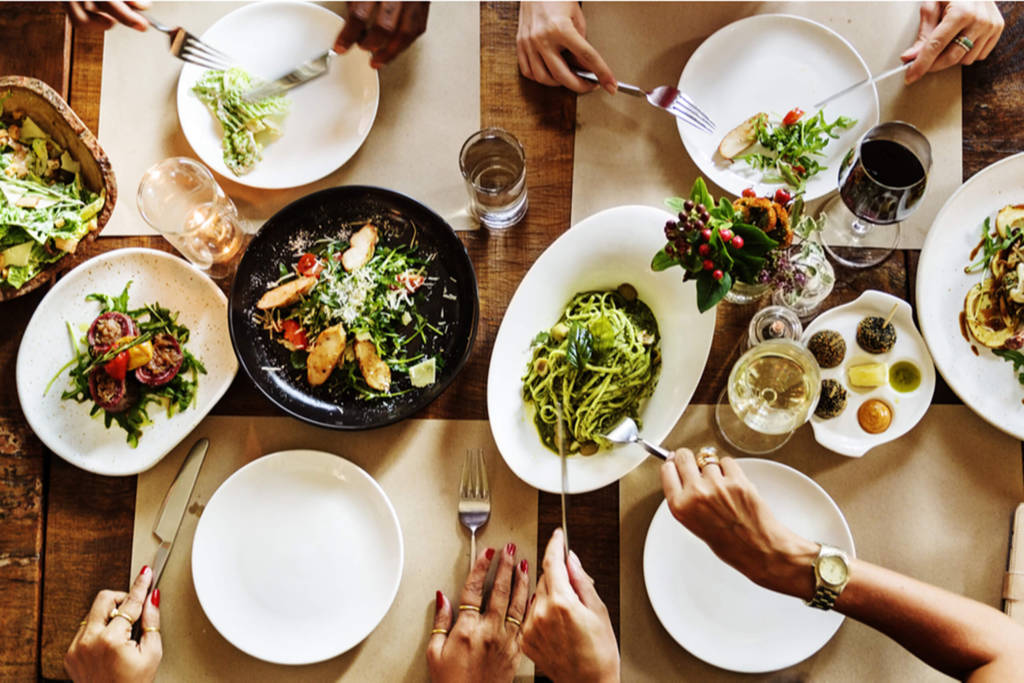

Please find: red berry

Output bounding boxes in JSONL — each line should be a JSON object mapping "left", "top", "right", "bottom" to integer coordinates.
{"left": 698, "top": 243, "right": 710, "bottom": 256}
{"left": 731, "top": 235, "right": 744, "bottom": 249}
{"left": 774, "top": 189, "right": 792, "bottom": 204}
{"left": 701, "top": 228, "right": 712, "bottom": 241}
{"left": 719, "top": 229, "right": 733, "bottom": 242}
{"left": 703, "top": 259, "right": 714, "bottom": 271}
{"left": 741, "top": 187, "right": 756, "bottom": 198}
{"left": 712, "top": 269, "right": 724, "bottom": 280}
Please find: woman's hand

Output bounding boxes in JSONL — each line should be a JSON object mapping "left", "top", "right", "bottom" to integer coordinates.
{"left": 63, "top": 2, "right": 149, "bottom": 31}
{"left": 64, "top": 565, "right": 162, "bottom": 683}
{"left": 660, "top": 448, "right": 818, "bottom": 599}
{"left": 520, "top": 528, "right": 620, "bottom": 683}
{"left": 427, "top": 543, "right": 530, "bottom": 683}
{"left": 334, "top": 1, "right": 430, "bottom": 69}
{"left": 902, "top": 1, "right": 1005, "bottom": 84}
{"left": 516, "top": 1, "right": 616, "bottom": 94}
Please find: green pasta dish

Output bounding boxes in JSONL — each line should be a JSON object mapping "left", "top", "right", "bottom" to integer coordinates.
{"left": 522, "top": 285, "right": 661, "bottom": 454}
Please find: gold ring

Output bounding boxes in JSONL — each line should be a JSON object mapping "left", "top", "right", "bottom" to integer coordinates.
{"left": 109, "top": 610, "right": 134, "bottom": 626}
{"left": 505, "top": 616, "right": 522, "bottom": 628}
{"left": 696, "top": 446, "right": 721, "bottom": 470}
{"left": 79, "top": 620, "right": 88, "bottom": 628}
{"left": 143, "top": 626, "right": 160, "bottom": 633}
{"left": 430, "top": 628, "right": 448, "bottom": 635}
{"left": 953, "top": 35, "right": 974, "bottom": 51}
{"left": 458, "top": 604, "right": 481, "bottom": 613}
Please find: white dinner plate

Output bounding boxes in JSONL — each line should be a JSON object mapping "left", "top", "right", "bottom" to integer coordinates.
{"left": 176, "top": 1, "right": 379, "bottom": 189}
{"left": 16, "top": 248, "right": 237, "bottom": 476}
{"left": 487, "top": 205, "right": 716, "bottom": 494}
{"left": 804, "top": 290, "right": 935, "bottom": 457}
{"left": 678, "top": 14, "right": 878, "bottom": 201}
{"left": 917, "top": 152, "right": 1024, "bottom": 441}
{"left": 192, "top": 449, "right": 403, "bottom": 665}
{"left": 644, "top": 458, "right": 855, "bottom": 673}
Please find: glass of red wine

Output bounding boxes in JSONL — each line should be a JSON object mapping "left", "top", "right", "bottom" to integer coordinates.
{"left": 820, "top": 122, "right": 932, "bottom": 268}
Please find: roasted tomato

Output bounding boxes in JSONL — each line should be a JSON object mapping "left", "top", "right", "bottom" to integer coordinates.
{"left": 296, "top": 253, "right": 324, "bottom": 278}
{"left": 104, "top": 350, "right": 129, "bottom": 380}
{"left": 281, "top": 319, "right": 309, "bottom": 350}
{"left": 396, "top": 271, "right": 425, "bottom": 293}
{"left": 782, "top": 108, "right": 804, "bottom": 126}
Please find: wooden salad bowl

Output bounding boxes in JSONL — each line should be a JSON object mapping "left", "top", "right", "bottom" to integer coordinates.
{"left": 0, "top": 75, "right": 116, "bottom": 301}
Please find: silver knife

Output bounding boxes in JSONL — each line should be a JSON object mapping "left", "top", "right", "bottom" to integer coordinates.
{"left": 150, "top": 437, "right": 209, "bottom": 587}
{"left": 812, "top": 63, "right": 910, "bottom": 110}
{"left": 554, "top": 403, "right": 570, "bottom": 559}
{"left": 242, "top": 49, "right": 335, "bottom": 102}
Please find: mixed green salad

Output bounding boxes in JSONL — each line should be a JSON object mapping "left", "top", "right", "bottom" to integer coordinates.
{"left": 192, "top": 67, "right": 290, "bottom": 176}
{"left": 0, "top": 102, "right": 105, "bottom": 291}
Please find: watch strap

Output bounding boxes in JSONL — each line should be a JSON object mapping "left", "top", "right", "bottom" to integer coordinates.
{"left": 808, "top": 585, "right": 841, "bottom": 610}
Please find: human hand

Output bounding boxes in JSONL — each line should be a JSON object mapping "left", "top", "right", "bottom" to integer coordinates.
{"left": 660, "top": 448, "right": 819, "bottom": 599}
{"left": 902, "top": 1, "right": 1004, "bottom": 84}
{"left": 516, "top": 1, "right": 616, "bottom": 94}
{"left": 427, "top": 543, "right": 530, "bottom": 683}
{"left": 63, "top": 1, "right": 149, "bottom": 32}
{"left": 334, "top": 1, "right": 430, "bottom": 69}
{"left": 520, "top": 528, "right": 620, "bottom": 683}
{"left": 64, "top": 565, "right": 162, "bottom": 683}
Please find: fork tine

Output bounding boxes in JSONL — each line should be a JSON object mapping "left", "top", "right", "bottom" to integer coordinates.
{"left": 669, "top": 103, "right": 715, "bottom": 134}
{"left": 177, "top": 48, "right": 230, "bottom": 71}
{"left": 477, "top": 449, "right": 489, "bottom": 500}
{"left": 459, "top": 450, "right": 472, "bottom": 497}
{"left": 184, "top": 35, "right": 236, "bottom": 64}
{"left": 670, "top": 100, "right": 714, "bottom": 130}
{"left": 675, "top": 93, "right": 715, "bottom": 129}
{"left": 180, "top": 45, "right": 231, "bottom": 69}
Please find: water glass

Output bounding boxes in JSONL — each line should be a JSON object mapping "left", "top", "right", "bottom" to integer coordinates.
{"left": 137, "top": 157, "right": 246, "bottom": 280}
{"left": 459, "top": 127, "right": 528, "bottom": 229}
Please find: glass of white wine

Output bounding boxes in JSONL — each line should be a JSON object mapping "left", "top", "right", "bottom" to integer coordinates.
{"left": 714, "top": 338, "right": 821, "bottom": 454}
{"left": 137, "top": 157, "right": 247, "bottom": 280}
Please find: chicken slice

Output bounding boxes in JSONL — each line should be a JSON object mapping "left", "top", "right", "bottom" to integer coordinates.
{"left": 306, "top": 323, "right": 346, "bottom": 386}
{"left": 354, "top": 340, "right": 391, "bottom": 392}
{"left": 341, "top": 223, "right": 379, "bottom": 273}
{"left": 256, "top": 276, "right": 317, "bottom": 310}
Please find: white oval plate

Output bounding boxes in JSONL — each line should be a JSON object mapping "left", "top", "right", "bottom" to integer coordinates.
{"left": 192, "top": 449, "right": 402, "bottom": 665}
{"left": 803, "top": 290, "right": 935, "bottom": 457}
{"left": 644, "top": 458, "right": 854, "bottom": 673}
{"left": 16, "top": 249, "right": 237, "bottom": 476}
{"left": 917, "top": 152, "right": 1024, "bottom": 441}
{"left": 487, "top": 205, "right": 716, "bottom": 494}
{"left": 176, "top": 1, "right": 379, "bottom": 189}
{"left": 678, "top": 14, "right": 878, "bottom": 201}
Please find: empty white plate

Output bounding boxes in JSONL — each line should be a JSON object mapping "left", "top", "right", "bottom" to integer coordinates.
{"left": 644, "top": 458, "right": 854, "bottom": 672}
{"left": 192, "top": 449, "right": 403, "bottom": 664}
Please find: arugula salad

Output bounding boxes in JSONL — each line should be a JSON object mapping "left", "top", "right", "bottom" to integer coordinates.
{"left": 255, "top": 223, "right": 443, "bottom": 398}
{"left": 48, "top": 282, "right": 206, "bottom": 448}
{"left": 192, "top": 67, "right": 290, "bottom": 176}
{"left": 0, "top": 104, "right": 105, "bottom": 291}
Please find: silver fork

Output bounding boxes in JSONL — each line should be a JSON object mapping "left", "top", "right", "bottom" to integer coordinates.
{"left": 458, "top": 448, "right": 491, "bottom": 572}
{"left": 142, "top": 13, "right": 236, "bottom": 71}
{"left": 573, "top": 69, "right": 715, "bottom": 134}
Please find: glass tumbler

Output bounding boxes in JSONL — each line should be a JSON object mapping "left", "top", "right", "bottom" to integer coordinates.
{"left": 137, "top": 157, "right": 246, "bottom": 280}
{"left": 459, "top": 127, "right": 528, "bottom": 229}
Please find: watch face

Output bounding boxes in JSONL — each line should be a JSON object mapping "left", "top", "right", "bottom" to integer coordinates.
{"left": 819, "top": 555, "right": 848, "bottom": 585}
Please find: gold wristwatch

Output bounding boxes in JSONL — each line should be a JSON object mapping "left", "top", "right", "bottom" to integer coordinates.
{"left": 807, "top": 543, "right": 850, "bottom": 611}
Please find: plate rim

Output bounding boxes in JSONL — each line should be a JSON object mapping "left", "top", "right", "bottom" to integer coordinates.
{"left": 190, "top": 448, "right": 404, "bottom": 665}
{"left": 228, "top": 184, "right": 479, "bottom": 430}
{"left": 15, "top": 247, "right": 237, "bottom": 476}
{"left": 174, "top": 0, "right": 380, "bottom": 190}
{"left": 642, "top": 457, "right": 855, "bottom": 673}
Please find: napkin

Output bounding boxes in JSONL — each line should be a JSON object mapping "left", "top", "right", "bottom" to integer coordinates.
{"left": 1006, "top": 503, "right": 1024, "bottom": 624}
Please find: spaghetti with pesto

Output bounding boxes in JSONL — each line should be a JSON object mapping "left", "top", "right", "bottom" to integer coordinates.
{"left": 522, "top": 286, "right": 661, "bottom": 454}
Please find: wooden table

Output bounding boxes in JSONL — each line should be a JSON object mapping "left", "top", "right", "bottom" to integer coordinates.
{"left": 1, "top": 2, "right": 1022, "bottom": 680}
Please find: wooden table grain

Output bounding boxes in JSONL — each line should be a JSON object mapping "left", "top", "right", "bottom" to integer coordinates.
{"left": 0, "top": 2, "right": 1022, "bottom": 680}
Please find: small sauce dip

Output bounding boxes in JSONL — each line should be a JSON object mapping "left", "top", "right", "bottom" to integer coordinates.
{"left": 858, "top": 399, "right": 893, "bottom": 434}
{"left": 889, "top": 361, "right": 921, "bottom": 393}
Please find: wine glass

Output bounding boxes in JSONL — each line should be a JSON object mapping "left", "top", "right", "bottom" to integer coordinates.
{"left": 820, "top": 121, "right": 932, "bottom": 269}
{"left": 714, "top": 339, "right": 821, "bottom": 454}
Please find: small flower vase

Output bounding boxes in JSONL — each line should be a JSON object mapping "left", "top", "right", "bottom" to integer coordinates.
{"left": 723, "top": 280, "right": 772, "bottom": 305}
{"left": 771, "top": 241, "right": 835, "bottom": 320}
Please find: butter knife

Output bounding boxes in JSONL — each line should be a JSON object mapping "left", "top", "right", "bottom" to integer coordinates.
{"left": 150, "top": 437, "right": 209, "bottom": 587}
{"left": 242, "top": 49, "right": 335, "bottom": 102}
{"left": 812, "top": 63, "right": 910, "bottom": 110}
{"left": 554, "top": 403, "right": 570, "bottom": 559}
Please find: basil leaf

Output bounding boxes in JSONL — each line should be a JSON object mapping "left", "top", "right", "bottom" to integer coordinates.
{"left": 566, "top": 323, "right": 593, "bottom": 370}
{"left": 664, "top": 197, "right": 686, "bottom": 213}
{"left": 651, "top": 247, "right": 678, "bottom": 272}
{"left": 689, "top": 177, "right": 714, "bottom": 210}
{"left": 696, "top": 271, "right": 732, "bottom": 313}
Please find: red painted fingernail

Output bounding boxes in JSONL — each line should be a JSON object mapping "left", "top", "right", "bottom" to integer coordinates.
{"left": 435, "top": 590, "right": 444, "bottom": 610}
{"left": 520, "top": 559, "right": 529, "bottom": 573}
{"left": 505, "top": 542, "right": 516, "bottom": 556}
{"left": 150, "top": 589, "right": 160, "bottom": 607}
{"left": 485, "top": 547, "right": 495, "bottom": 560}
{"left": 140, "top": 565, "right": 149, "bottom": 575}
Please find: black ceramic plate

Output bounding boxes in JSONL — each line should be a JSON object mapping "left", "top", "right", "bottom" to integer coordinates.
{"left": 229, "top": 186, "right": 478, "bottom": 429}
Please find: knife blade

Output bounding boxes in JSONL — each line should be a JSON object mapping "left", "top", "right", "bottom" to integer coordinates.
{"left": 150, "top": 437, "right": 209, "bottom": 587}
{"left": 812, "top": 63, "right": 910, "bottom": 110}
{"left": 554, "top": 403, "right": 570, "bottom": 559}
{"left": 242, "top": 49, "right": 335, "bottom": 102}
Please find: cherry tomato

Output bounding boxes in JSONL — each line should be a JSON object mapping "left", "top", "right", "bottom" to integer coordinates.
{"left": 104, "top": 350, "right": 129, "bottom": 380}
{"left": 296, "top": 253, "right": 324, "bottom": 278}
{"left": 774, "top": 189, "right": 792, "bottom": 204}
{"left": 792, "top": 164, "right": 806, "bottom": 176}
{"left": 782, "top": 108, "right": 804, "bottom": 126}
{"left": 281, "top": 319, "right": 309, "bottom": 350}
{"left": 702, "top": 259, "right": 714, "bottom": 271}
{"left": 397, "top": 271, "right": 425, "bottom": 293}
{"left": 741, "top": 187, "right": 757, "bottom": 198}
{"left": 731, "top": 235, "right": 745, "bottom": 249}
{"left": 712, "top": 269, "right": 724, "bottom": 281}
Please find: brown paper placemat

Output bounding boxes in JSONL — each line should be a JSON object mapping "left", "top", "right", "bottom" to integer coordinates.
{"left": 571, "top": 2, "right": 960, "bottom": 249}
{"left": 132, "top": 417, "right": 536, "bottom": 681}
{"left": 621, "top": 405, "right": 1021, "bottom": 681}
{"left": 99, "top": 2, "right": 480, "bottom": 236}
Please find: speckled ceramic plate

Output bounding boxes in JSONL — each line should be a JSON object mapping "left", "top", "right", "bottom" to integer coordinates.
{"left": 16, "top": 249, "right": 237, "bottom": 476}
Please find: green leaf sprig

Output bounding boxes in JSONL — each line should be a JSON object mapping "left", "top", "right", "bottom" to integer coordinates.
{"left": 737, "top": 110, "right": 856, "bottom": 190}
